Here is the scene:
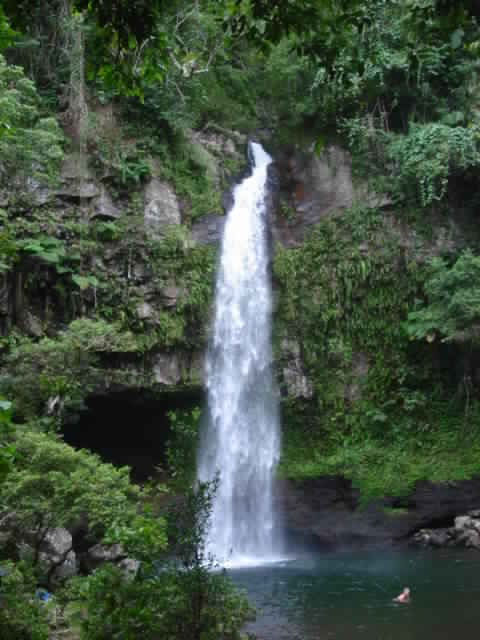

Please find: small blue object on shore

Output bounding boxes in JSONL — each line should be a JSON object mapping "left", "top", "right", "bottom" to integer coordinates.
{"left": 36, "top": 589, "right": 51, "bottom": 602}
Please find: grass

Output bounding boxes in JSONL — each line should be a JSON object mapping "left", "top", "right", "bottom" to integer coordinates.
{"left": 383, "top": 507, "right": 410, "bottom": 516}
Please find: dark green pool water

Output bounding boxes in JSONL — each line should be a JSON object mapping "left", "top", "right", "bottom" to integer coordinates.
{"left": 230, "top": 550, "right": 480, "bottom": 640}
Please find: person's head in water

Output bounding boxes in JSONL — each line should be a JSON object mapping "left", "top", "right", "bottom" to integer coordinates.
{"left": 393, "top": 587, "right": 410, "bottom": 603}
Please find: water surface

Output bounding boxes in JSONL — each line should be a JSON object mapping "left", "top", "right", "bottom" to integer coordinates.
{"left": 231, "top": 549, "right": 480, "bottom": 639}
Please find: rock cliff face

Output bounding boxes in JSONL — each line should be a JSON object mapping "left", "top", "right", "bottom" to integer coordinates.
{"left": 278, "top": 476, "right": 480, "bottom": 549}
{"left": 271, "top": 144, "right": 390, "bottom": 247}
{"left": 0, "top": 125, "right": 245, "bottom": 386}
{"left": 4, "top": 121, "right": 479, "bottom": 546}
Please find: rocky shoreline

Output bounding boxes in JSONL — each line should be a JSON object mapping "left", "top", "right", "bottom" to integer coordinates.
{"left": 412, "top": 510, "right": 480, "bottom": 550}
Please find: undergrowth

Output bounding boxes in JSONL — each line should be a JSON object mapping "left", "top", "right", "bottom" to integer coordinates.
{"left": 279, "top": 412, "right": 480, "bottom": 502}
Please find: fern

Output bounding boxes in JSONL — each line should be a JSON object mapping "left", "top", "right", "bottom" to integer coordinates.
{"left": 388, "top": 123, "right": 480, "bottom": 206}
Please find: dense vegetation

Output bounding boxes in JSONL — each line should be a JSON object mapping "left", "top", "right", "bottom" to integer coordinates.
{"left": 266, "top": 0, "right": 480, "bottom": 498}
{"left": 2, "top": 0, "right": 480, "bottom": 637}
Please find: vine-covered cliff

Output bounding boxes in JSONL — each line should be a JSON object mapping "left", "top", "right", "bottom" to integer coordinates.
{"left": 2, "top": 0, "right": 480, "bottom": 499}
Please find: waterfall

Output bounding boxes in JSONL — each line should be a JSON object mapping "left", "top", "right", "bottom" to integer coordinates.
{"left": 197, "top": 142, "right": 282, "bottom": 566}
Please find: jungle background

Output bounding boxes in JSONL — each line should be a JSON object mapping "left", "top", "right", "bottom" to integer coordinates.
{"left": 2, "top": 1, "right": 480, "bottom": 638}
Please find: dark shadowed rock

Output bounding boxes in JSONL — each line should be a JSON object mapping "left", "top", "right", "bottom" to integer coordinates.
{"left": 83, "top": 543, "right": 125, "bottom": 572}
{"left": 277, "top": 476, "right": 480, "bottom": 549}
{"left": 91, "top": 186, "right": 122, "bottom": 219}
{"left": 412, "top": 512, "right": 480, "bottom": 549}
{"left": 83, "top": 543, "right": 140, "bottom": 577}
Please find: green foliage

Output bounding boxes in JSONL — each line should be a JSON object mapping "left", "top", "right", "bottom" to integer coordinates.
{"left": 93, "top": 220, "right": 121, "bottom": 242}
{"left": 256, "top": 40, "right": 318, "bottom": 137}
{"left": 0, "top": 54, "right": 64, "bottom": 188}
{"left": 165, "top": 407, "right": 202, "bottom": 489}
{"left": 0, "top": 319, "right": 138, "bottom": 419}
{"left": 75, "top": 0, "right": 162, "bottom": 50}
{"left": 273, "top": 205, "right": 458, "bottom": 498}
{"left": 69, "top": 480, "right": 250, "bottom": 640}
{"left": 232, "top": 1, "right": 480, "bottom": 126}
{"left": 104, "top": 510, "right": 168, "bottom": 563}
{"left": 0, "top": 220, "right": 100, "bottom": 295}
{"left": 280, "top": 402, "right": 480, "bottom": 501}
{"left": 0, "top": 429, "right": 141, "bottom": 578}
{"left": 0, "top": 210, "right": 18, "bottom": 274}
{"left": 18, "top": 236, "right": 68, "bottom": 266}
{"left": 92, "top": 143, "right": 152, "bottom": 193}
{"left": 388, "top": 123, "right": 480, "bottom": 206}
{"left": 70, "top": 553, "right": 249, "bottom": 640}
{"left": 274, "top": 204, "right": 480, "bottom": 499}
{"left": 143, "top": 228, "right": 216, "bottom": 348}
{"left": 0, "top": 7, "right": 16, "bottom": 52}
{"left": 0, "top": 561, "right": 50, "bottom": 640}
{"left": 141, "top": 135, "right": 224, "bottom": 221}
{"left": 0, "top": 399, "right": 15, "bottom": 485}
{"left": 274, "top": 205, "right": 418, "bottom": 411}
{"left": 408, "top": 250, "right": 480, "bottom": 344}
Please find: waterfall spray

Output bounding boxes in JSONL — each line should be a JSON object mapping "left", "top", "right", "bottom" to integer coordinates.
{"left": 197, "top": 142, "right": 282, "bottom": 566}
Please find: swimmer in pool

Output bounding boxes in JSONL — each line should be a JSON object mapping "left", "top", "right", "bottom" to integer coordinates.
{"left": 393, "top": 587, "right": 410, "bottom": 603}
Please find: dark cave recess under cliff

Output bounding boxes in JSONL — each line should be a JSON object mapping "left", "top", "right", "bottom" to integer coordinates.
{"left": 62, "top": 389, "right": 204, "bottom": 482}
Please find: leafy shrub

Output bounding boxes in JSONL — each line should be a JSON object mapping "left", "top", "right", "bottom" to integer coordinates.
{"left": 0, "top": 318, "right": 138, "bottom": 419}
{"left": 388, "top": 123, "right": 480, "bottom": 206}
{"left": 93, "top": 144, "right": 152, "bottom": 191}
{"left": 0, "top": 54, "right": 63, "bottom": 188}
{"left": 0, "top": 561, "right": 50, "bottom": 640}
{"left": 408, "top": 250, "right": 480, "bottom": 344}
{"left": 0, "top": 430, "right": 142, "bottom": 583}
{"left": 69, "top": 481, "right": 250, "bottom": 640}
{"left": 0, "top": 398, "right": 14, "bottom": 485}
{"left": 165, "top": 408, "right": 202, "bottom": 489}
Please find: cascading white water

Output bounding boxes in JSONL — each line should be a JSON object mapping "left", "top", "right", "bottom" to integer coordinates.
{"left": 197, "top": 142, "right": 281, "bottom": 566}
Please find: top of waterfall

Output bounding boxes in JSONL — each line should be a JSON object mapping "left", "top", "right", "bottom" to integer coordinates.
{"left": 249, "top": 142, "right": 272, "bottom": 169}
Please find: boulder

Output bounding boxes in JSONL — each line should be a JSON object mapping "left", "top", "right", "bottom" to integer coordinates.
{"left": 20, "top": 311, "right": 44, "bottom": 338}
{"left": 19, "top": 528, "right": 77, "bottom": 582}
{"left": 83, "top": 543, "right": 140, "bottom": 577}
{"left": 91, "top": 186, "right": 122, "bottom": 219}
{"left": 117, "top": 557, "right": 140, "bottom": 577}
{"left": 136, "top": 301, "right": 155, "bottom": 321}
{"left": 160, "top": 282, "right": 180, "bottom": 308}
{"left": 83, "top": 543, "right": 125, "bottom": 572}
{"left": 413, "top": 529, "right": 454, "bottom": 547}
{"left": 411, "top": 512, "right": 480, "bottom": 550}
{"left": 455, "top": 515, "right": 474, "bottom": 531}
{"left": 465, "top": 531, "right": 480, "bottom": 549}
{"left": 428, "top": 529, "right": 453, "bottom": 547}
{"left": 25, "top": 177, "right": 52, "bottom": 206}
{"left": 188, "top": 127, "right": 246, "bottom": 158}
{"left": 144, "top": 178, "right": 181, "bottom": 237}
